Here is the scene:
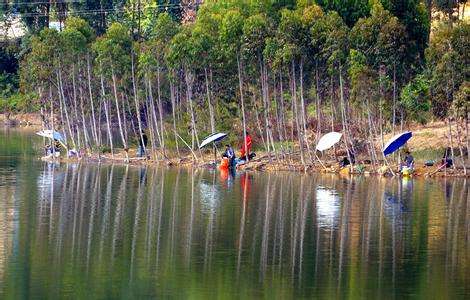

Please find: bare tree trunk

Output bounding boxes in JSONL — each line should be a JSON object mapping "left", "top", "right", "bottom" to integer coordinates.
{"left": 339, "top": 65, "right": 353, "bottom": 168}
{"left": 237, "top": 55, "right": 249, "bottom": 162}
{"left": 290, "top": 60, "right": 305, "bottom": 167}
{"left": 71, "top": 65, "right": 82, "bottom": 149}
{"left": 447, "top": 118, "right": 456, "bottom": 170}
{"left": 299, "top": 60, "right": 313, "bottom": 164}
{"left": 57, "top": 69, "right": 75, "bottom": 149}
{"left": 79, "top": 85, "right": 90, "bottom": 152}
{"left": 148, "top": 77, "right": 163, "bottom": 150}
{"left": 100, "top": 70, "right": 114, "bottom": 157}
{"left": 123, "top": 93, "right": 132, "bottom": 143}
{"left": 262, "top": 63, "right": 277, "bottom": 160}
{"left": 260, "top": 61, "right": 271, "bottom": 157}
{"left": 453, "top": 115, "right": 467, "bottom": 174}
{"left": 205, "top": 67, "right": 216, "bottom": 134}
{"left": 156, "top": 64, "right": 166, "bottom": 154}
{"left": 170, "top": 78, "right": 180, "bottom": 156}
{"left": 111, "top": 67, "right": 128, "bottom": 161}
{"left": 184, "top": 68, "right": 199, "bottom": 151}
{"left": 131, "top": 54, "right": 146, "bottom": 157}
{"left": 315, "top": 62, "right": 321, "bottom": 142}
{"left": 87, "top": 54, "right": 99, "bottom": 146}
{"left": 49, "top": 85, "right": 56, "bottom": 156}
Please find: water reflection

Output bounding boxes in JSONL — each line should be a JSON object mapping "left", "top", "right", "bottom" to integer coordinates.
{"left": 0, "top": 162, "right": 468, "bottom": 298}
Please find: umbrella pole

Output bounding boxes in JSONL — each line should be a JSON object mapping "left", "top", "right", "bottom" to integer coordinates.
{"left": 383, "top": 156, "right": 396, "bottom": 176}
{"left": 315, "top": 152, "right": 328, "bottom": 171}
{"left": 214, "top": 144, "right": 217, "bottom": 163}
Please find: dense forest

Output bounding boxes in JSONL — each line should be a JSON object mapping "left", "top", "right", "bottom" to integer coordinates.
{"left": 0, "top": 0, "right": 468, "bottom": 164}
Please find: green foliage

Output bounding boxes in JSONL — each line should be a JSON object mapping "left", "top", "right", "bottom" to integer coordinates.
{"left": 310, "top": 11, "right": 349, "bottom": 72}
{"left": 348, "top": 49, "right": 377, "bottom": 107}
{"left": 2, "top": 0, "right": 465, "bottom": 155}
{"left": 400, "top": 74, "right": 431, "bottom": 124}
{"left": 0, "top": 92, "right": 38, "bottom": 113}
{"left": 65, "top": 17, "right": 96, "bottom": 44}
{"left": 242, "top": 13, "right": 271, "bottom": 60}
{"left": 316, "top": 0, "right": 371, "bottom": 26}
{"left": 451, "top": 81, "right": 469, "bottom": 118}
{"left": 382, "top": 0, "right": 430, "bottom": 68}
{"left": 0, "top": 41, "right": 20, "bottom": 98}
{"left": 426, "top": 21, "right": 469, "bottom": 118}
{"left": 220, "top": 9, "right": 245, "bottom": 56}
{"left": 351, "top": 3, "right": 407, "bottom": 68}
{"left": 93, "top": 22, "right": 133, "bottom": 76}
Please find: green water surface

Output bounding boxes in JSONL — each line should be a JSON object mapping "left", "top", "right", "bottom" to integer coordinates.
{"left": 0, "top": 128, "right": 468, "bottom": 299}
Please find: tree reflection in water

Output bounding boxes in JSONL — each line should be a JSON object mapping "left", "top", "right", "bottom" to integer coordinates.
{"left": 0, "top": 164, "right": 468, "bottom": 299}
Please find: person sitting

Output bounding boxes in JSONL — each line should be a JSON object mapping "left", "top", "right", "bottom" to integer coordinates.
{"left": 45, "top": 144, "right": 52, "bottom": 155}
{"left": 137, "top": 131, "right": 148, "bottom": 157}
{"left": 222, "top": 144, "right": 235, "bottom": 167}
{"left": 54, "top": 139, "right": 61, "bottom": 152}
{"left": 339, "top": 149, "right": 355, "bottom": 168}
{"left": 441, "top": 147, "right": 453, "bottom": 168}
{"left": 239, "top": 131, "right": 252, "bottom": 161}
{"left": 402, "top": 150, "right": 414, "bottom": 170}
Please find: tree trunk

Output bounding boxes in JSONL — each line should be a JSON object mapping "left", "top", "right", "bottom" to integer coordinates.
{"left": 131, "top": 53, "right": 146, "bottom": 157}
{"left": 148, "top": 77, "right": 163, "bottom": 151}
{"left": 290, "top": 60, "right": 305, "bottom": 167}
{"left": 299, "top": 60, "right": 312, "bottom": 164}
{"left": 170, "top": 78, "right": 180, "bottom": 156}
{"left": 339, "top": 64, "right": 353, "bottom": 167}
{"left": 315, "top": 62, "right": 321, "bottom": 142}
{"left": 87, "top": 54, "right": 99, "bottom": 146}
{"left": 184, "top": 68, "right": 199, "bottom": 151}
{"left": 205, "top": 67, "right": 216, "bottom": 134}
{"left": 111, "top": 67, "right": 128, "bottom": 161}
{"left": 100, "top": 70, "right": 114, "bottom": 157}
{"left": 57, "top": 68, "right": 75, "bottom": 148}
{"left": 237, "top": 54, "right": 249, "bottom": 162}
{"left": 156, "top": 64, "right": 166, "bottom": 154}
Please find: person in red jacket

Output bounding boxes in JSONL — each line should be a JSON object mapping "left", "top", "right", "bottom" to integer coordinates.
{"left": 239, "top": 131, "right": 252, "bottom": 160}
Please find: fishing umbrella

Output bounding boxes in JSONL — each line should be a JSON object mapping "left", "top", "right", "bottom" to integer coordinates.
{"left": 316, "top": 132, "right": 342, "bottom": 151}
{"left": 36, "top": 130, "right": 67, "bottom": 148}
{"left": 199, "top": 132, "right": 227, "bottom": 149}
{"left": 382, "top": 131, "right": 412, "bottom": 156}
{"left": 199, "top": 132, "right": 228, "bottom": 162}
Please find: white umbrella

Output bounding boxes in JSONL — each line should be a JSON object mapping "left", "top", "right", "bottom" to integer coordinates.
{"left": 316, "top": 132, "right": 342, "bottom": 151}
{"left": 199, "top": 132, "right": 227, "bottom": 149}
{"left": 36, "top": 130, "right": 67, "bottom": 148}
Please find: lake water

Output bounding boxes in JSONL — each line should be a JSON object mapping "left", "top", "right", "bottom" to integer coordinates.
{"left": 0, "top": 128, "right": 468, "bottom": 299}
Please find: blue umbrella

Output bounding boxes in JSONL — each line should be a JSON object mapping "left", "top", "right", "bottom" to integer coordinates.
{"left": 383, "top": 131, "right": 412, "bottom": 156}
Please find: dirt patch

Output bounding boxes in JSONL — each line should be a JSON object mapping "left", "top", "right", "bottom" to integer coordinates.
{"left": 0, "top": 113, "right": 42, "bottom": 128}
{"left": 383, "top": 121, "right": 467, "bottom": 153}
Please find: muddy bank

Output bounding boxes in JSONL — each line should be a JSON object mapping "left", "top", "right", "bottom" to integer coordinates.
{"left": 47, "top": 148, "right": 469, "bottom": 178}
{"left": 0, "top": 113, "right": 43, "bottom": 128}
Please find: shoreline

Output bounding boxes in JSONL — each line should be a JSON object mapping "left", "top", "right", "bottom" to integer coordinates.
{"left": 47, "top": 150, "right": 469, "bottom": 178}
{"left": 2, "top": 117, "right": 468, "bottom": 178}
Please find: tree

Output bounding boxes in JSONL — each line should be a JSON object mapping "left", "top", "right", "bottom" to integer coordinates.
{"left": 400, "top": 74, "right": 431, "bottom": 124}
{"left": 316, "top": 0, "right": 371, "bottom": 27}
{"left": 426, "top": 21, "right": 469, "bottom": 118}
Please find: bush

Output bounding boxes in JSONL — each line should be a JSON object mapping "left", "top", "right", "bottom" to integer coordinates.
{"left": 0, "top": 92, "right": 39, "bottom": 113}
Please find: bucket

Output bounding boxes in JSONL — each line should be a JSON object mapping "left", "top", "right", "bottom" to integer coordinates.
{"left": 401, "top": 166, "right": 413, "bottom": 177}
{"left": 219, "top": 157, "right": 229, "bottom": 169}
